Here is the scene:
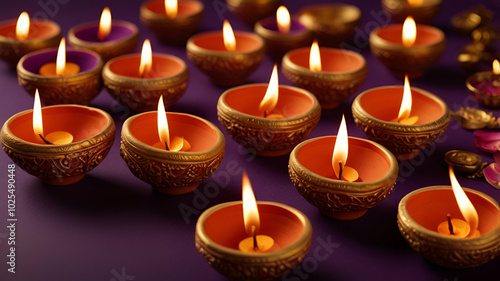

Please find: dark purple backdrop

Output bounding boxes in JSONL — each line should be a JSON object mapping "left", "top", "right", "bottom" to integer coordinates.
{"left": 1, "top": 0, "right": 500, "bottom": 280}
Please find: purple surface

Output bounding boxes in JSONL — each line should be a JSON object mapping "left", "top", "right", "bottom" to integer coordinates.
{"left": 73, "top": 22, "right": 136, "bottom": 42}
{"left": 22, "top": 49, "right": 100, "bottom": 72}
{"left": 259, "top": 17, "right": 307, "bottom": 34}
{"left": 1, "top": 0, "right": 500, "bottom": 281}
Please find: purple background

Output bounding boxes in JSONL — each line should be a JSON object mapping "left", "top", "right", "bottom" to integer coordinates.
{"left": 1, "top": 0, "right": 500, "bottom": 281}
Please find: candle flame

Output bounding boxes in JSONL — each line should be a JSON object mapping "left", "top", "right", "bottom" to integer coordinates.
{"left": 56, "top": 38, "right": 67, "bottom": 76}
{"left": 276, "top": 5, "right": 290, "bottom": 34}
{"left": 402, "top": 16, "right": 416, "bottom": 48}
{"left": 309, "top": 39, "right": 322, "bottom": 72}
{"left": 16, "top": 12, "right": 30, "bottom": 41}
{"left": 448, "top": 165, "right": 479, "bottom": 238}
{"left": 258, "top": 64, "right": 279, "bottom": 114}
{"left": 157, "top": 95, "right": 172, "bottom": 150}
{"left": 242, "top": 170, "right": 260, "bottom": 236}
{"left": 407, "top": 0, "right": 423, "bottom": 7}
{"left": 33, "top": 89, "right": 44, "bottom": 137}
{"left": 332, "top": 115, "right": 348, "bottom": 179}
{"left": 223, "top": 20, "right": 236, "bottom": 52}
{"left": 139, "top": 39, "right": 153, "bottom": 77}
{"left": 493, "top": 59, "right": 500, "bottom": 75}
{"left": 98, "top": 7, "right": 112, "bottom": 41}
{"left": 165, "top": 0, "right": 178, "bottom": 19}
{"left": 398, "top": 75, "right": 413, "bottom": 121}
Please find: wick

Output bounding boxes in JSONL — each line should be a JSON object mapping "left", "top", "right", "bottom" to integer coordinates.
{"left": 263, "top": 110, "right": 268, "bottom": 118}
{"left": 38, "top": 133, "right": 53, "bottom": 145}
{"left": 338, "top": 161, "right": 343, "bottom": 180}
{"left": 164, "top": 141, "right": 169, "bottom": 151}
{"left": 447, "top": 213, "right": 454, "bottom": 235}
{"left": 252, "top": 225, "right": 258, "bottom": 251}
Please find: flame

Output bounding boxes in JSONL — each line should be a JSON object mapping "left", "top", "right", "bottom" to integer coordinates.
{"left": 98, "top": 7, "right": 112, "bottom": 41}
{"left": 16, "top": 12, "right": 30, "bottom": 41}
{"left": 56, "top": 38, "right": 67, "bottom": 76}
{"left": 242, "top": 171, "right": 260, "bottom": 236}
{"left": 139, "top": 39, "right": 152, "bottom": 77}
{"left": 33, "top": 89, "right": 44, "bottom": 137}
{"left": 165, "top": 0, "right": 178, "bottom": 19}
{"left": 402, "top": 16, "right": 416, "bottom": 48}
{"left": 276, "top": 5, "right": 290, "bottom": 34}
{"left": 309, "top": 39, "right": 322, "bottom": 72}
{"left": 332, "top": 115, "right": 348, "bottom": 179}
{"left": 448, "top": 165, "right": 479, "bottom": 237}
{"left": 157, "top": 95, "right": 171, "bottom": 150}
{"left": 258, "top": 64, "right": 279, "bottom": 114}
{"left": 223, "top": 20, "right": 236, "bottom": 52}
{"left": 407, "top": 0, "right": 423, "bottom": 7}
{"left": 398, "top": 75, "right": 413, "bottom": 121}
{"left": 493, "top": 59, "right": 500, "bottom": 75}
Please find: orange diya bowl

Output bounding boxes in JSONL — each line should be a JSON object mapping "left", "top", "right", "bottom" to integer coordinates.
{"left": 282, "top": 47, "right": 367, "bottom": 109}
{"left": 195, "top": 201, "right": 313, "bottom": 281}
{"left": 217, "top": 84, "right": 321, "bottom": 157}
{"left": 369, "top": 23, "right": 445, "bottom": 78}
{"left": 140, "top": 0, "right": 204, "bottom": 45}
{"left": 102, "top": 53, "right": 189, "bottom": 112}
{"left": 0, "top": 105, "right": 115, "bottom": 185}
{"left": 186, "top": 31, "right": 265, "bottom": 86}
{"left": 120, "top": 112, "right": 225, "bottom": 195}
{"left": 17, "top": 48, "right": 103, "bottom": 105}
{"left": 398, "top": 186, "right": 500, "bottom": 268}
{"left": 226, "top": 0, "right": 281, "bottom": 26}
{"left": 352, "top": 86, "right": 450, "bottom": 160}
{"left": 0, "top": 18, "right": 61, "bottom": 67}
{"left": 289, "top": 136, "right": 398, "bottom": 220}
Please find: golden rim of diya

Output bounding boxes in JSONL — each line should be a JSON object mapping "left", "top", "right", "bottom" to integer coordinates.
{"left": 225, "top": 0, "right": 281, "bottom": 26}
{"left": 186, "top": 31, "right": 265, "bottom": 57}
{"left": 466, "top": 71, "right": 500, "bottom": 108}
{"left": 370, "top": 26, "right": 446, "bottom": 52}
{"left": 397, "top": 185, "right": 500, "bottom": 269}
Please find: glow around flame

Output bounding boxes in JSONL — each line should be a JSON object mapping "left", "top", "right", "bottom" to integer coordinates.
{"left": 402, "top": 16, "right": 416, "bottom": 48}
{"left": 223, "top": 20, "right": 236, "bottom": 52}
{"left": 165, "top": 0, "right": 178, "bottom": 19}
{"left": 449, "top": 165, "right": 479, "bottom": 237}
{"left": 493, "top": 59, "right": 500, "bottom": 75}
{"left": 407, "top": 0, "right": 423, "bottom": 7}
{"left": 309, "top": 39, "right": 322, "bottom": 72}
{"left": 98, "top": 7, "right": 112, "bottom": 41}
{"left": 258, "top": 64, "right": 279, "bottom": 114}
{"left": 16, "top": 12, "right": 30, "bottom": 41}
{"left": 56, "top": 38, "right": 67, "bottom": 76}
{"left": 157, "top": 95, "right": 171, "bottom": 150}
{"left": 139, "top": 39, "right": 152, "bottom": 77}
{"left": 332, "top": 115, "right": 348, "bottom": 179}
{"left": 242, "top": 170, "right": 260, "bottom": 236}
{"left": 33, "top": 89, "right": 43, "bottom": 137}
{"left": 276, "top": 5, "right": 290, "bottom": 34}
{"left": 398, "top": 75, "right": 413, "bottom": 121}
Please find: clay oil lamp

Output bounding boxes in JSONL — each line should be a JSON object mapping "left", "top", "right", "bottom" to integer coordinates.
{"left": 17, "top": 37, "right": 103, "bottom": 105}
{"left": 282, "top": 39, "right": 367, "bottom": 109}
{"left": 397, "top": 166, "right": 500, "bottom": 268}
{"left": 352, "top": 75, "right": 450, "bottom": 160}
{"left": 254, "top": 5, "right": 312, "bottom": 60}
{"left": 102, "top": 39, "right": 189, "bottom": 112}
{"left": 466, "top": 59, "right": 500, "bottom": 108}
{"left": 0, "top": 11, "right": 61, "bottom": 67}
{"left": 370, "top": 16, "right": 445, "bottom": 78}
{"left": 0, "top": 90, "right": 115, "bottom": 185}
{"left": 186, "top": 20, "right": 264, "bottom": 86}
{"left": 289, "top": 115, "right": 399, "bottom": 220}
{"left": 195, "top": 171, "right": 313, "bottom": 280}
{"left": 382, "top": 0, "right": 442, "bottom": 24}
{"left": 120, "top": 96, "right": 225, "bottom": 194}
{"left": 226, "top": 0, "right": 281, "bottom": 26}
{"left": 217, "top": 64, "right": 321, "bottom": 156}
{"left": 68, "top": 7, "right": 139, "bottom": 61}
{"left": 297, "top": 4, "right": 361, "bottom": 47}
{"left": 140, "top": 0, "right": 204, "bottom": 45}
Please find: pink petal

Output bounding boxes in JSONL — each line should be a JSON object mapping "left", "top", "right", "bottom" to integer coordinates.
{"left": 484, "top": 164, "right": 500, "bottom": 189}
{"left": 474, "top": 130, "right": 500, "bottom": 141}
{"left": 474, "top": 138, "right": 500, "bottom": 153}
